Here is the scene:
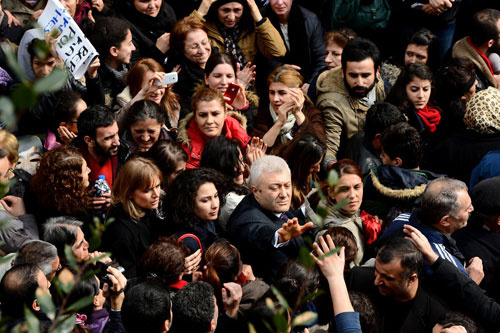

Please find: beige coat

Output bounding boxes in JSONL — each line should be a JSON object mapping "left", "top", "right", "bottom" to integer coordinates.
{"left": 316, "top": 66, "right": 386, "bottom": 161}
{"left": 190, "top": 10, "right": 286, "bottom": 64}
{"left": 452, "top": 37, "right": 497, "bottom": 88}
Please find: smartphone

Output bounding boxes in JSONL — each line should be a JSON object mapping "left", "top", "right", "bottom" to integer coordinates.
{"left": 224, "top": 83, "right": 240, "bottom": 105}
{"left": 156, "top": 72, "right": 178, "bottom": 86}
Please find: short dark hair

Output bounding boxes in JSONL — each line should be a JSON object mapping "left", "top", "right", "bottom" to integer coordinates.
{"left": 42, "top": 217, "right": 83, "bottom": 262}
{"left": 122, "top": 281, "right": 172, "bottom": 333}
{"left": 377, "top": 237, "right": 423, "bottom": 279}
{"left": 14, "top": 240, "right": 58, "bottom": 278}
{"left": 349, "top": 292, "right": 376, "bottom": 333}
{"left": 77, "top": 105, "right": 116, "bottom": 140}
{"left": 381, "top": 123, "right": 423, "bottom": 169}
{"left": 341, "top": 38, "right": 381, "bottom": 72}
{"left": 420, "top": 178, "right": 468, "bottom": 225}
{"left": 470, "top": 9, "right": 500, "bottom": 46}
{"left": 126, "top": 100, "right": 165, "bottom": 129}
{"left": 364, "top": 103, "right": 406, "bottom": 142}
{"left": 170, "top": 282, "right": 215, "bottom": 333}
{"left": 435, "top": 312, "right": 479, "bottom": 333}
{"left": 53, "top": 90, "right": 84, "bottom": 131}
{"left": 324, "top": 227, "right": 359, "bottom": 269}
{"left": 405, "top": 28, "right": 440, "bottom": 71}
{"left": 90, "top": 17, "right": 130, "bottom": 59}
{"left": 0, "top": 264, "right": 41, "bottom": 318}
{"left": 66, "top": 269, "right": 99, "bottom": 316}
{"left": 201, "top": 136, "right": 242, "bottom": 179}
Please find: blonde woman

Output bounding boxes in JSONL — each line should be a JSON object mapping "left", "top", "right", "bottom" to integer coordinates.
{"left": 102, "top": 156, "right": 162, "bottom": 277}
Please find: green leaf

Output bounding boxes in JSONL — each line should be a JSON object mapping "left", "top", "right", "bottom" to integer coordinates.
{"left": 0, "top": 97, "right": 15, "bottom": 129}
{"left": 0, "top": 252, "right": 16, "bottom": 265}
{"left": 298, "top": 247, "right": 314, "bottom": 269}
{"left": 273, "top": 313, "right": 288, "bottom": 333}
{"left": 11, "top": 84, "right": 37, "bottom": 110}
{"left": 65, "top": 295, "right": 95, "bottom": 313}
{"left": 291, "top": 311, "right": 318, "bottom": 327}
{"left": 33, "top": 68, "right": 68, "bottom": 94}
{"left": 318, "top": 246, "right": 342, "bottom": 260}
{"left": 316, "top": 205, "right": 328, "bottom": 219}
{"left": 331, "top": 198, "right": 350, "bottom": 211}
{"left": 64, "top": 244, "right": 78, "bottom": 271}
{"left": 36, "top": 287, "right": 56, "bottom": 320}
{"left": 1, "top": 44, "right": 27, "bottom": 83}
{"left": 88, "top": 252, "right": 111, "bottom": 264}
{"left": 53, "top": 314, "right": 76, "bottom": 332}
{"left": 270, "top": 286, "right": 290, "bottom": 310}
{"left": 57, "top": 269, "right": 75, "bottom": 294}
{"left": 327, "top": 169, "right": 339, "bottom": 188}
{"left": 24, "top": 306, "right": 40, "bottom": 333}
{"left": 301, "top": 289, "right": 324, "bottom": 303}
{"left": 247, "top": 322, "right": 257, "bottom": 333}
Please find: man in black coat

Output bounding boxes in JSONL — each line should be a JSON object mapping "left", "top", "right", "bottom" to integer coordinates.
{"left": 453, "top": 176, "right": 500, "bottom": 303}
{"left": 347, "top": 237, "right": 447, "bottom": 333}
{"left": 226, "top": 155, "right": 313, "bottom": 282}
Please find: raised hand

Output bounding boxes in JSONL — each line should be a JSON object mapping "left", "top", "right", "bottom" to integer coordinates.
{"left": 277, "top": 218, "right": 314, "bottom": 243}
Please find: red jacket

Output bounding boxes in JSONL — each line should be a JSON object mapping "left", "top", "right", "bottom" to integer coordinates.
{"left": 178, "top": 112, "right": 251, "bottom": 169}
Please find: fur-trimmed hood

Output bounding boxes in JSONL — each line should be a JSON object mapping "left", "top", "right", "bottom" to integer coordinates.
{"left": 368, "top": 165, "right": 441, "bottom": 200}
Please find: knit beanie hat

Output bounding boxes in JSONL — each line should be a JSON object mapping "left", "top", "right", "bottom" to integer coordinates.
{"left": 464, "top": 87, "right": 500, "bottom": 135}
{"left": 470, "top": 176, "right": 500, "bottom": 216}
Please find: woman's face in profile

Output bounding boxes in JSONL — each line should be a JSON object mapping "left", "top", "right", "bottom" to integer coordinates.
{"left": 131, "top": 176, "right": 161, "bottom": 210}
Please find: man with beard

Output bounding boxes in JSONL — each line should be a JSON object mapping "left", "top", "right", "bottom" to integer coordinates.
{"left": 452, "top": 8, "right": 500, "bottom": 91}
{"left": 77, "top": 105, "right": 129, "bottom": 210}
{"left": 316, "top": 38, "right": 386, "bottom": 166}
{"left": 348, "top": 237, "right": 446, "bottom": 333}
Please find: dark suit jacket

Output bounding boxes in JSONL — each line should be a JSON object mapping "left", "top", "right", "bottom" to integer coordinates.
{"left": 226, "top": 194, "right": 305, "bottom": 282}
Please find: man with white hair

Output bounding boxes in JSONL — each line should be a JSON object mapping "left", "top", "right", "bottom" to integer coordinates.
{"left": 226, "top": 156, "right": 313, "bottom": 282}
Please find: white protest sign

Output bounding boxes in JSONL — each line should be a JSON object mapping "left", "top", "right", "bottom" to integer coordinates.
{"left": 37, "top": 0, "right": 98, "bottom": 79}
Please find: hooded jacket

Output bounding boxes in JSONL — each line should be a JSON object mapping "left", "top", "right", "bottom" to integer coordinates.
{"left": 316, "top": 66, "right": 385, "bottom": 161}
{"left": 177, "top": 111, "right": 251, "bottom": 169}
{"left": 362, "top": 165, "right": 442, "bottom": 223}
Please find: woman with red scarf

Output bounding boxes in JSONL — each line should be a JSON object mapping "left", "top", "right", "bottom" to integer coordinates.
{"left": 177, "top": 87, "right": 251, "bottom": 169}
{"left": 387, "top": 62, "right": 441, "bottom": 146}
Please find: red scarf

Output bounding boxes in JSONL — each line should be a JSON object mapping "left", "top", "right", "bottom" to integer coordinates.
{"left": 467, "top": 38, "right": 494, "bottom": 75}
{"left": 416, "top": 105, "right": 441, "bottom": 133}
{"left": 80, "top": 146, "right": 117, "bottom": 186}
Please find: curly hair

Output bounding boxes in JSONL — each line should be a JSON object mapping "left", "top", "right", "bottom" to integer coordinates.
{"left": 165, "top": 168, "right": 226, "bottom": 229}
{"left": 30, "top": 146, "right": 89, "bottom": 215}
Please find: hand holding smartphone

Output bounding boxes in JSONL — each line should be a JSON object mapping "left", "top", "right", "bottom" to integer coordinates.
{"left": 224, "top": 83, "right": 241, "bottom": 105}
{"left": 156, "top": 72, "right": 178, "bottom": 86}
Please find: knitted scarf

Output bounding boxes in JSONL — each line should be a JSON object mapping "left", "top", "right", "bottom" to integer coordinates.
{"left": 416, "top": 105, "right": 441, "bottom": 133}
{"left": 217, "top": 22, "right": 247, "bottom": 66}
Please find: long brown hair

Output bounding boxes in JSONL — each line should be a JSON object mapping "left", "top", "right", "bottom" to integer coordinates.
{"left": 127, "top": 58, "right": 180, "bottom": 123}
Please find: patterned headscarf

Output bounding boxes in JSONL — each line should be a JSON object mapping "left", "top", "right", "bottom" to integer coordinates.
{"left": 464, "top": 87, "right": 500, "bottom": 135}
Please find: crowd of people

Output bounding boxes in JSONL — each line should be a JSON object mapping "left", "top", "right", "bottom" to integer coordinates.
{"left": 0, "top": 0, "right": 500, "bottom": 331}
